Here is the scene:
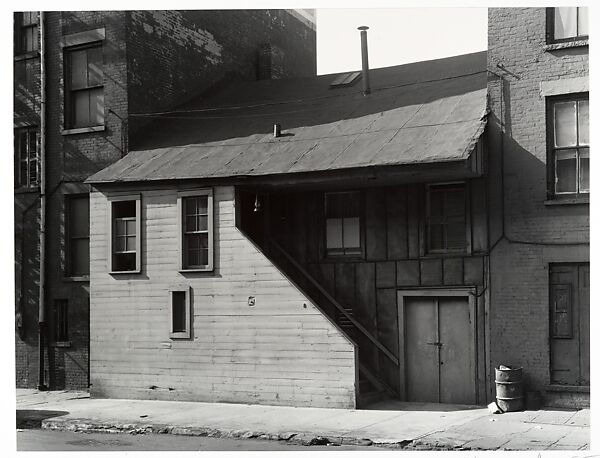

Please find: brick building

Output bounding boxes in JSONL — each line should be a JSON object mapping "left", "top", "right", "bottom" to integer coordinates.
{"left": 14, "top": 9, "right": 316, "bottom": 390}
{"left": 487, "top": 7, "right": 589, "bottom": 407}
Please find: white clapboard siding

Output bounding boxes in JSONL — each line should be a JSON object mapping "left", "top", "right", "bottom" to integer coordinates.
{"left": 89, "top": 186, "right": 357, "bottom": 409}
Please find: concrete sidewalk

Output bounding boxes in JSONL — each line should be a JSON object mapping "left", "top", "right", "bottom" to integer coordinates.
{"left": 16, "top": 389, "right": 590, "bottom": 450}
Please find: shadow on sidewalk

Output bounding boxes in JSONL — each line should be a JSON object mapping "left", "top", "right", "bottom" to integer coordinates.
{"left": 17, "top": 410, "right": 69, "bottom": 429}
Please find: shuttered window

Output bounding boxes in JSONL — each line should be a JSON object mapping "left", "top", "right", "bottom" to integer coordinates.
{"left": 325, "top": 191, "right": 362, "bottom": 257}
{"left": 427, "top": 183, "right": 466, "bottom": 253}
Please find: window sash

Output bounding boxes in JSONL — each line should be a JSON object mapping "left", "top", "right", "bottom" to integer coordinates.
{"left": 325, "top": 192, "right": 362, "bottom": 256}
{"left": 551, "top": 7, "right": 589, "bottom": 42}
{"left": 179, "top": 191, "right": 213, "bottom": 271}
{"left": 550, "top": 96, "right": 589, "bottom": 196}
{"left": 109, "top": 196, "right": 141, "bottom": 273}
{"left": 427, "top": 184, "right": 467, "bottom": 253}
{"left": 66, "top": 44, "right": 104, "bottom": 129}
{"left": 15, "top": 127, "right": 39, "bottom": 187}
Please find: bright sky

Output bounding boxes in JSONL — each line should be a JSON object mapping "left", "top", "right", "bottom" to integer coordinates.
{"left": 316, "top": 8, "right": 488, "bottom": 75}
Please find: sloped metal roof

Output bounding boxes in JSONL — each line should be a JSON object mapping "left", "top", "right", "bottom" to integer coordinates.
{"left": 88, "top": 51, "right": 488, "bottom": 184}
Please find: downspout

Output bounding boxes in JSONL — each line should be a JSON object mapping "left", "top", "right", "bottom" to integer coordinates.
{"left": 38, "top": 10, "right": 47, "bottom": 391}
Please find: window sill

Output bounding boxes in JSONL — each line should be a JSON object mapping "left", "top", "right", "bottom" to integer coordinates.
{"left": 62, "top": 125, "right": 105, "bottom": 136}
{"left": 544, "top": 196, "right": 589, "bottom": 206}
{"left": 14, "top": 186, "right": 40, "bottom": 194}
{"left": 179, "top": 268, "right": 214, "bottom": 274}
{"left": 110, "top": 270, "right": 141, "bottom": 275}
{"left": 51, "top": 341, "right": 72, "bottom": 348}
{"left": 63, "top": 276, "right": 90, "bottom": 282}
{"left": 14, "top": 51, "right": 40, "bottom": 61}
{"left": 169, "top": 333, "right": 191, "bottom": 340}
{"left": 544, "top": 40, "right": 588, "bottom": 51}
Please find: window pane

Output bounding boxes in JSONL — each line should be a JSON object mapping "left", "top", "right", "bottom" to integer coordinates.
{"left": 445, "top": 189, "right": 465, "bottom": 217}
{"left": 554, "top": 7, "right": 577, "bottom": 39}
{"left": 326, "top": 218, "right": 343, "bottom": 249}
{"left": 125, "top": 234, "right": 136, "bottom": 252}
{"left": 28, "top": 158, "right": 38, "bottom": 184}
{"left": 172, "top": 291, "right": 187, "bottom": 333}
{"left": 113, "top": 200, "right": 136, "bottom": 218}
{"left": 579, "top": 148, "right": 589, "bottom": 192}
{"left": 186, "top": 249, "right": 199, "bottom": 267}
{"left": 196, "top": 196, "right": 208, "bottom": 214}
{"left": 87, "top": 46, "right": 103, "bottom": 86}
{"left": 343, "top": 217, "right": 360, "bottom": 249}
{"left": 115, "top": 219, "right": 126, "bottom": 237}
{"left": 73, "top": 91, "right": 90, "bottom": 128}
{"left": 199, "top": 248, "right": 209, "bottom": 266}
{"left": 69, "top": 197, "right": 89, "bottom": 238}
{"left": 197, "top": 215, "right": 208, "bottom": 232}
{"left": 115, "top": 235, "right": 126, "bottom": 252}
{"left": 70, "top": 238, "right": 90, "bottom": 276}
{"left": 126, "top": 219, "right": 136, "bottom": 236}
{"left": 429, "top": 224, "right": 444, "bottom": 251}
{"left": 185, "top": 215, "right": 197, "bottom": 232}
{"left": 199, "top": 233, "right": 209, "bottom": 249}
{"left": 446, "top": 222, "right": 466, "bottom": 250}
{"left": 325, "top": 194, "right": 344, "bottom": 219}
{"left": 343, "top": 192, "right": 360, "bottom": 217}
{"left": 554, "top": 102, "right": 577, "bottom": 147}
{"left": 578, "top": 7, "right": 588, "bottom": 36}
{"left": 114, "top": 252, "right": 136, "bottom": 271}
{"left": 187, "top": 233, "right": 200, "bottom": 250}
{"left": 90, "top": 88, "right": 104, "bottom": 125}
{"left": 429, "top": 191, "right": 443, "bottom": 217}
{"left": 578, "top": 100, "right": 589, "bottom": 145}
{"left": 70, "top": 50, "right": 88, "bottom": 89}
{"left": 185, "top": 197, "right": 198, "bottom": 216}
{"left": 555, "top": 149, "right": 577, "bottom": 193}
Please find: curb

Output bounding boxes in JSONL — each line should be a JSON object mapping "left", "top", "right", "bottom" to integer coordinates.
{"left": 41, "top": 418, "right": 377, "bottom": 447}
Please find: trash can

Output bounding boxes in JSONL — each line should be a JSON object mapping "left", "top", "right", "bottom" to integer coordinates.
{"left": 495, "top": 365, "right": 524, "bottom": 412}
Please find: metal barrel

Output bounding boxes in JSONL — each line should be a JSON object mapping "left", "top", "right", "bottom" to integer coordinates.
{"left": 495, "top": 367, "right": 524, "bottom": 412}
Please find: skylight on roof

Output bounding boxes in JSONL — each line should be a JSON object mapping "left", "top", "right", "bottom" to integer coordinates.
{"left": 330, "top": 71, "right": 361, "bottom": 88}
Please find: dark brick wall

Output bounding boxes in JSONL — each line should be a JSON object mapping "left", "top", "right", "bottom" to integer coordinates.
{"left": 15, "top": 9, "right": 316, "bottom": 390}
{"left": 126, "top": 10, "right": 316, "bottom": 141}
{"left": 487, "top": 8, "right": 589, "bottom": 393}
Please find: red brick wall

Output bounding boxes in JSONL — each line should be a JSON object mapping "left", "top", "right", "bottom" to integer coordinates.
{"left": 487, "top": 8, "right": 589, "bottom": 393}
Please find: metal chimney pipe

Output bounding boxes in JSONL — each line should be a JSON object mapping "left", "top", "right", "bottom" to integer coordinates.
{"left": 358, "top": 26, "right": 370, "bottom": 95}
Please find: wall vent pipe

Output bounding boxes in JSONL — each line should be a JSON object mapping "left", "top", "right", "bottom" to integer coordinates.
{"left": 358, "top": 26, "right": 371, "bottom": 95}
{"left": 273, "top": 123, "right": 281, "bottom": 137}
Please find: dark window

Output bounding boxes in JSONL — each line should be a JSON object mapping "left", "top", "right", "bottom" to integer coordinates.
{"left": 67, "top": 195, "right": 90, "bottom": 277}
{"left": 15, "top": 12, "right": 39, "bottom": 54}
{"left": 183, "top": 196, "right": 210, "bottom": 269}
{"left": 170, "top": 289, "right": 191, "bottom": 339}
{"left": 325, "top": 191, "right": 361, "bottom": 257}
{"left": 54, "top": 299, "right": 69, "bottom": 342}
{"left": 548, "top": 95, "right": 589, "bottom": 197}
{"left": 427, "top": 183, "right": 466, "bottom": 253}
{"left": 111, "top": 199, "right": 140, "bottom": 272}
{"left": 65, "top": 44, "right": 104, "bottom": 129}
{"left": 548, "top": 7, "right": 588, "bottom": 43}
{"left": 14, "top": 127, "right": 39, "bottom": 188}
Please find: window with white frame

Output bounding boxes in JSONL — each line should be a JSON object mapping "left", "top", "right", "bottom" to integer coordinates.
{"left": 548, "top": 7, "right": 588, "bottom": 43}
{"left": 109, "top": 195, "right": 141, "bottom": 273}
{"left": 65, "top": 43, "right": 104, "bottom": 129}
{"left": 169, "top": 287, "right": 191, "bottom": 339}
{"left": 548, "top": 94, "right": 589, "bottom": 196}
{"left": 67, "top": 195, "right": 90, "bottom": 277}
{"left": 426, "top": 183, "right": 467, "bottom": 253}
{"left": 15, "top": 127, "right": 39, "bottom": 188}
{"left": 325, "top": 191, "right": 362, "bottom": 257}
{"left": 178, "top": 190, "right": 213, "bottom": 271}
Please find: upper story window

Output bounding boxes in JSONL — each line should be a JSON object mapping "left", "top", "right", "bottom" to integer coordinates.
{"left": 15, "top": 12, "right": 39, "bottom": 54}
{"left": 178, "top": 189, "right": 214, "bottom": 272}
{"left": 548, "top": 94, "right": 589, "bottom": 197}
{"left": 65, "top": 44, "right": 104, "bottom": 129}
{"left": 66, "top": 195, "right": 90, "bottom": 277}
{"left": 14, "top": 127, "right": 39, "bottom": 188}
{"left": 426, "top": 183, "right": 467, "bottom": 253}
{"left": 548, "top": 7, "right": 588, "bottom": 43}
{"left": 325, "top": 191, "right": 362, "bottom": 257}
{"left": 109, "top": 195, "right": 141, "bottom": 273}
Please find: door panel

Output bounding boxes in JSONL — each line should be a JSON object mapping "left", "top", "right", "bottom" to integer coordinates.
{"left": 405, "top": 297, "right": 439, "bottom": 402}
{"left": 438, "top": 297, "right": 474, "bottom": 404}
{"left": 578, "top": 265, "right": 590, "bottom": 385}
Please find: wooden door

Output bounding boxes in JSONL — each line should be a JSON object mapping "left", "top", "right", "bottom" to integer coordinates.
{"left": 550, "top": 263, "right": 590, "bottom": 386}
{"left": 404, "top": 295, "right": 475, "bottom": 404}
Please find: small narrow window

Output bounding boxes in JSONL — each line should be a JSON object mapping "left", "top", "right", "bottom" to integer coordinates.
{"left": 178, "top": 189, "right": 213, "bottom": 271}
{"left": 548, "top": 94, "right": 589, "bottom": 197}
{"left": 15, "top": 12, "right": 39, "bottom": 54}
{"left": 14, "top": 127, "right": 39, "bottom": 188}
{"left": 549, "top": 7, "right": 588, "bottom": 43}
{"left": 170, "top": 288, "right": 191, "bottom": 339}
{"left": 325, "top": 191, "right": 362, "bottom": 257}
{"left": 427, "top": 183, "right": 467, "bottom": 253}
{"left": 65, "top": 43, "right": 104, "bottom": 129}
{"left": 54, "top": 299, "right": 69, "bottom": 343}
{"left": 109, "top": 195, "right": 141, "bottom": 273}
{"left": 67, "top": 195, "right": 90, "bottom": 277}
{"left": 550, "top": 283, "right": 572, "bottom": 339}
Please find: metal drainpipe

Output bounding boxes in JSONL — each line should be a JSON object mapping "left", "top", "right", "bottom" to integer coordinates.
{"left": 38, "top": 10, "right": 47, "bottom": 391}
{"left": 358, "top": 26, "right": 371, "bottom": 95}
